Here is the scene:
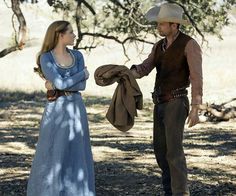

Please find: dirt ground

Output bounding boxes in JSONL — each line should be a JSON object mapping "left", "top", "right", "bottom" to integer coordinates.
{"left": 0, "top": 91, "right": 236, "bottom": 196}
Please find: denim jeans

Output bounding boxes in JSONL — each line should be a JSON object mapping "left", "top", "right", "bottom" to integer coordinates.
{"left": 153, "top": 96, "right": 190, "bottom": 196}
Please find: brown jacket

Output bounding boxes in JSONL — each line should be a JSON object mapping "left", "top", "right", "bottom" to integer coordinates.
{"left": 94, "top": 64, "right": 143, "bottom": 132}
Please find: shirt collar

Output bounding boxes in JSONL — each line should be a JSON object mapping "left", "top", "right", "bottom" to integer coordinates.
{"left": 162, "top": 31, "right": 180, "bottom": 51}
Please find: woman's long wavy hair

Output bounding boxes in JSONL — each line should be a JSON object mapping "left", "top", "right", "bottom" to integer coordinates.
{"left": 34, "top": 20, "right": 70, "bottom": 78}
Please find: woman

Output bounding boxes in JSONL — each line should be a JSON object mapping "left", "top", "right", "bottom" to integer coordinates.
{"left": 27, "top": 20, "right": 95, "bottom": 196}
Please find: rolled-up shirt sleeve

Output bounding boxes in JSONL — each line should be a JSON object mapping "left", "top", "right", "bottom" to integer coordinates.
{"left": 131, "top": 43, "right": 158, "bottom": 78}
{"left": 185, "top": 39, "right": 203, "bottom": 105}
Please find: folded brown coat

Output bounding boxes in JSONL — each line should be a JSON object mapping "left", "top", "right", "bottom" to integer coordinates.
{"left": 94, "top": 64, "right": 143, "bottom": 132}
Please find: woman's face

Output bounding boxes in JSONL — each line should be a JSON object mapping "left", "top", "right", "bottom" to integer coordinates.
{"left": 60, "top": 24, "right": 76, "bottom": 45}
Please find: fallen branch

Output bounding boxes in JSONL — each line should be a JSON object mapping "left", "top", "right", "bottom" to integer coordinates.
{"left": 199, "top": 99, "right": 236, "bottom": 122}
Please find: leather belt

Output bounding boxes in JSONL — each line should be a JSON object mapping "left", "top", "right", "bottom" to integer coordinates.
{"left": 47, "top": 90, "right": 77, "bottom": 102}
{"left": 152, "top": 89, "right": 188, "bottom": 105}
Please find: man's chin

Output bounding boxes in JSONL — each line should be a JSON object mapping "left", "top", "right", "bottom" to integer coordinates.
{"left": 158, "top": 32, "right": 165, "bottom": 37}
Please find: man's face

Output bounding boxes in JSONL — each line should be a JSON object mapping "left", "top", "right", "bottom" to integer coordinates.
{"left": 157, "top": 22, "right": 175, "bottom": 37}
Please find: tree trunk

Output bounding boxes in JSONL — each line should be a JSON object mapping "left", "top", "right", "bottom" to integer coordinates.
{"left": 74, "top": 0, "right": 83, "bottom": 49}
{"left": 11, "top": 0, "right": 27, "bottom": 49}
{"left": 0, "top": 0, "right": 27, "bottom": 58}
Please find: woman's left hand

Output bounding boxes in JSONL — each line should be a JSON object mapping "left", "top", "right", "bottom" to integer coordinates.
{"left": 45, "top": 80, "right": 54, "bottom": 90}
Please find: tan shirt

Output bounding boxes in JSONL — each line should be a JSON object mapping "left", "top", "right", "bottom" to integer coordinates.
{"left": 133, "top": 35, "right": 203, "bottom": 105}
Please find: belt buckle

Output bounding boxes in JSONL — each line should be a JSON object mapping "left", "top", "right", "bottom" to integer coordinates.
{"left": 65, "top": 91, "right": 71, "bottom": 96}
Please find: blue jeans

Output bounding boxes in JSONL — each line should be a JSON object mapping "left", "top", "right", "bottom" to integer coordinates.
{"left": 153, "top": 96, "right": 190, "bottom": 196}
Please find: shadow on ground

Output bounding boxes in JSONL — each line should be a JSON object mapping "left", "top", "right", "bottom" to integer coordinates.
{"left": 0, "top": 91, "right": 235, "bottom": 195}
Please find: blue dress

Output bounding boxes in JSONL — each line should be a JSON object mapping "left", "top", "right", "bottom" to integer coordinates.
{"left": 27, "top": 49, "right": 95, "bottom": 196}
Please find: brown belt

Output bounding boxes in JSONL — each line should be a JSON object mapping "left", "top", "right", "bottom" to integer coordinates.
{"left": 47, "top": 90, "right": 77, "bottom": 102}
{"left": 152, "top": 89, "right": 188, "bottom": 104}
{"left": 157, "top": 94, "right": 185, "bottom": 103}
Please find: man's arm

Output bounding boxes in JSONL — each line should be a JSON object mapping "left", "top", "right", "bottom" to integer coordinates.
{"left": 130, "top": 43, "right": 158, "bottom": 78}
{"left": 185, "top": 39, "right": 203, "bottom": 127}
{"left": 130, "top": 68, "right": 141, "bottom": 79}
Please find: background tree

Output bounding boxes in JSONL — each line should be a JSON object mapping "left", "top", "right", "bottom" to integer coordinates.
{"left": 47, "top": 0, "right": 236, "bottom": 59}
{"left": 1, "top": 0, "right": 236, "bottom": 59}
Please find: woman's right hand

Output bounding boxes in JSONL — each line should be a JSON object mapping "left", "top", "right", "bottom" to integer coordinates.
{"left": 84, "top": 67, "right": 90, "bottom": 79}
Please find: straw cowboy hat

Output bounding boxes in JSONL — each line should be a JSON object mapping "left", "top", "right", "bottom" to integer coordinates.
{"left": 145, "top": 3, "right": 190, "bottom": 25}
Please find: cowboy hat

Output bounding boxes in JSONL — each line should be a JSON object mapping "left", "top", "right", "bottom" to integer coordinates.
{"left": 145, "top": 3, "right": 190, "bottom": 25}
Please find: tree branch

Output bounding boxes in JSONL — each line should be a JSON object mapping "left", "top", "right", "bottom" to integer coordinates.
{"left": 76, "top": 32, "right": 154, "bottom": 61}
{"left": 129, "top": 15, "right": 152, "bottom": 28}
{"left": 77, "top": 46, "right": 97, "bottom": 50}
{"left": 220, "top": 98, "right": 236, "bottom": 106}
{"left": 168, "top": 0, "right": 206, "bottom": 42}
{"left": 108, "top": 0, "right": 129, "bottom": 12}
{"left": 80, "top": 32, "right": 154, "bottom": 45}
{"left": 0, "top": 46, "right": 18, "bottom": 58}
{"left": 3, "top": 0, "right": 11, "bottom": 8}
{"left": 81, "top": 32, "right": 123, "bottom": 43}
{"left": 81, "top": 0, "right": 96, "bottom": 15}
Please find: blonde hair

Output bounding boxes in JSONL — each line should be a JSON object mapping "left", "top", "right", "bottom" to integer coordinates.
{"left": 34, "top": 20, "right": 70, "bottom": 78}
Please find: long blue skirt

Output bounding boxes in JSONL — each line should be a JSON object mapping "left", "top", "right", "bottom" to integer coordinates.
{"left": 27, "top": 93, "right": 95, "bottom": 196}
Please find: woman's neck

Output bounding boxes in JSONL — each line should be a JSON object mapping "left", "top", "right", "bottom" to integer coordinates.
{"left": 53, "top": 44, "right": 67, "bottom": 55}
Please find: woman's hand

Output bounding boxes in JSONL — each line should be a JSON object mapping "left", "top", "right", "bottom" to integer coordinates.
{"left": 45, "top": 80, "right": 54, "bottom": 90}
{"left": 84, "top": 67, "right": 90, "bottom": 79}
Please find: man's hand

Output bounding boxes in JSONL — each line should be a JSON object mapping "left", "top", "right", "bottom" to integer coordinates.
{"left": 130, "top": 68, "right": 141, "bottom": 79}
{"left": 84, "top": 66, "right": 90, "bottom": 79}
{"left": 45, "top": 80, "right": 54, "bottom": 90}
{"left": 187, "top": 105, "right": 200, "bottom": 128}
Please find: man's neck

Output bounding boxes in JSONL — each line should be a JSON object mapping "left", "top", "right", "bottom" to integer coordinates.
{"left": 166, "top": 30, "right": 180, "bottom": 46}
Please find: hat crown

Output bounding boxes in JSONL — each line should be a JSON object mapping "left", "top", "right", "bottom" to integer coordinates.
{"left": 157, "top": 3, "right": 184, "bottom": 20}
{"left": 145, "top": 3, "right": 190, "bottom": 25}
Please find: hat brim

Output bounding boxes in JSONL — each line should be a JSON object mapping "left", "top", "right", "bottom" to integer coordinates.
{"left": 157, "top": 17, "right": 190, "bottom": 25}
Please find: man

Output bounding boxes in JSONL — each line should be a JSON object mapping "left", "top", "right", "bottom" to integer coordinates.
{"left": 131, "top": 3, "right": 203, "bottom": 196}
